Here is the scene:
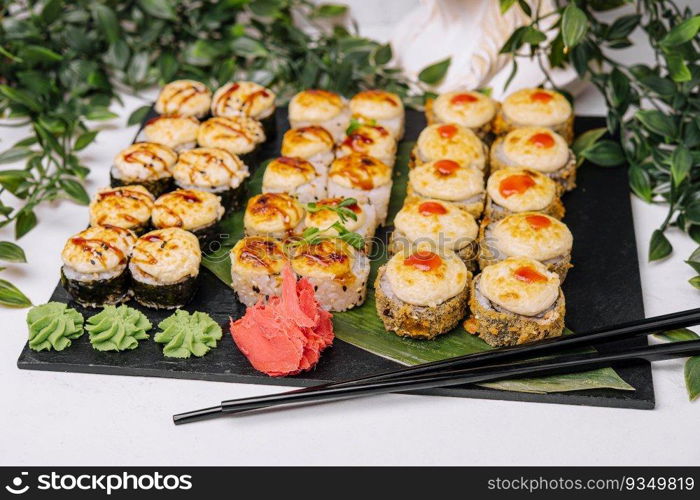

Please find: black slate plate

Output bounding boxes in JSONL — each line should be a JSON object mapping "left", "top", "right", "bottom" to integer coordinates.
{"left": 17, "top": 110, "right": 654, "bottom": 410}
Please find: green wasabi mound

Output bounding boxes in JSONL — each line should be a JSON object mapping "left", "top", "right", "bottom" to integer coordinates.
{"left": 154, "top": 310, "right": 222, "bottom": 358}
{"left": 27, "top": 302, "right": 84, "bottom": 352}
{"left": 85, "top": 305, "right": 152, "bottom": 352}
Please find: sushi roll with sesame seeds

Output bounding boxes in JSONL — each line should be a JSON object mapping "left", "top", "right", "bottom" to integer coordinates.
{"left": 89, "top": 185, "right": 155, "bottom": 235}
{"left": 485, "top": 168, "right": 564, "bottom": 221}
{"left": 197, "top": 115, "right": 265, "bottom": 169}
{"left": 410, "top": 123, "right": 487, "bottom": 171}
{"left": 288, "top": 89, "right": 350, "bottom": 142}
{"left": 151, "top": 189, "right": 224, "bottom": 246}
{"left": 111, "top": 142, "right": 177, "bottom": 197}
{"left": 142, "top": 115, "right": 200, "bottom": 152}
{"left": 155, "top": 80, "right": 212, "bottom": 118}
{"left": 304, "top": 197, "right": 378, "bottom": 252}
{"left": 229, "top": 236, "right": 290, "bottom": 307}
{"left": 349, "top": 89, "right": 405, "bottom": 140}
{"left": 281, "top": 126, "right": 335, "bottom": 177}
{"left": 262, "top": 157, "right": 327, "bottom": 203}
{"left": 244, "top": 193, "right": 305, "bottom": 239}
{"left": 425, "top": 90, "right": 498, "bottom": 141}
{"left": 211, "top": 81, "right": 277, "bottom": 139}
{"left": 336, "top": 123, "right": 397, "bottom": 167}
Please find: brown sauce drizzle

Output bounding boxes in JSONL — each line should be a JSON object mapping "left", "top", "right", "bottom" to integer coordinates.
{"left": 70, "top": 237, "right": 126, "bottom": 265}
{"left": 214, "top": 83, "right": 240, "bottom": 115}
{"left": 122, "top": 145, "right": 168, "bottom": 175}
{"left": 239, "top": 238, "right": 285, "bottom": 271}
{"left": 250, "top": 194, "right": 298, "bottom": 227}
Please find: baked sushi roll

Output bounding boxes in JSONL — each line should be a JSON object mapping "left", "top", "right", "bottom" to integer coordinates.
{"left": 391, "top": 198, "right": 479, "bottom": 270}
{"left": 485, "top": 168, "right": 564, "bottom": 221}
{"left": 262, "top": 157, "right": 326, "bottom": 203}
{"left": 465, "top": 256, "right": 565, "bottom": 347}
{"left": 376, "top": 249, "right": 470, "bottom": 340}
{"left": 152, "top": 189, "right": 224, "bottom": 245}
{"left": 142, "top": 115, "right": 200, "bottom": 152}
{"left": 290, "top": 238, "right": 370, "bottom": 312}
{"left": 407, "top": 159, "right": 485, "bottom": 219}
{"left": 89, "top": 185, "right": 154, "bottom": 235}
{"left": 327, "top": 153, "right": 393, "bottom": 225}
{"left": 155, "top": 80, "right": 212, "bottom": 118}
{"left": 211, "top": 81, "right": 277, "bottom": 139}
{"left": 478, "top": 213, "right": 573, "bottom": 281}
{"left": 349, "top": 89, "right": 405, "bottom": 140}
{"left": 281, "top": 126, "right": 335, "bottom": 176}
{"left": 304, "top": 197, "right": 378, "bottom": 252}
{"left": 288, "top": 89, "right": 350, "bottom": 142}
{"left": 244, "top": 193, "right": 305, "bottom": 238}
{"left": 425, "top": 90, "right": 498, "bottom": 141}
{"left": 60, "top": 225, "right": 137, "bottom": 307}
{"left": 493, "top": 88, "right": 574, "bottom": 144}
{"left": 171, "top": 147, "right": 249, "bottom": 212}
{"left": 337, "top": 123, "right": 397, "bottom": 167}
{"left": 111, "top": 142, "right": 177, "bottom": 197}
{"left": 197, "top": 115, "right": 265, "bottom": 168}
{"left": 129, "top": 228, "right": 201, "bottom": 309}
{"left": 230, "top": 236, "right": 289, "bottom": 307}
{"left": 411, "top": 123, "right": 487, "bottom": 171}
{"left": 490, "top": 127, "right": 576, "bottom": 191}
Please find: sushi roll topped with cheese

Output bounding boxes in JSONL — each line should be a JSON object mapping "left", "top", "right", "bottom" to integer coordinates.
{"left": 229, "top": 236, "right": 290, "bottom": 307}
{"left": 349, "top": 89, "right": 405, "bottom": 139}
{"left": 428, "top": 90, "right": 497, "bottom": 138}
{"left": 89, "top": 185, "right": 155, "bottom": 234}
{"left": 413, "top": 123, "right": 486, "bottom": 170}
{"left": 211, "top": 81, "right": 276, "bottom": 120}
{"left": 494, "top": 87, "right": 574, "bottom": 143}
{"left": 337, "top": 123, "right": 397, "bottom": 167}
{"left": 281, "top": 126, "right": 335, "bottom": 176}
{"left": 304, "top": 197, "right": 378, "bottom": 249}
{"left": 244, "top": 193, "right": 305, "bottom": 238}
{"left": 155, "top": 80, "right": 212, "bottom": 118}
{"left": 288, "top": 89, "right": 350, "bottom": 142}
{"left": 143, "top": 115, "right": 200, "bottom": 152}
{"left": 112, "top": 142, "right": 177, "bottom": 197}
{"left": 486, "top": 168, "right": 563, "bottom": 221}
{"left": 197, "top": 115, "right": 265, "bottom": 166}
{"left": 151, "top": 189, "right": 224, "bottom": 243}
{"left": 262, "top": 157, "right": 326, "bottom": 203}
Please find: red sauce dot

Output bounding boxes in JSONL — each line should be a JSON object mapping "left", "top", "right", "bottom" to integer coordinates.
{"left": 437, "top": 124, "right": 458, "bottom": 139}
{"left": 404, "top": 251, "right": 442, "bottom": 272}
{"left": 514, "top": 266, "right": 547, "bottom": 283}
{"left": 525, "top": 214, "right": 552, "bottom": 229}
{"left": 418, "top": 201, "right": 448, "bottom": 216}
{"left": 528, "top": 132, "right": 555, "bottom": 148}
{"left": 531, "top": 91, "right": 553, "bottom": 103}
{"left": 499, "top": 174, "right": 536, "bottom": 198}
{"left": 450, "top": 93, "right": 478, "bottom": 105}
{"left": 434, "top": 159, "right": 460, "bottom": 176}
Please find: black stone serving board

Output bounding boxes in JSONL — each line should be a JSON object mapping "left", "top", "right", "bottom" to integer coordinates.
{"left": 17, "top": 109, "right": 654, "bottom": 410}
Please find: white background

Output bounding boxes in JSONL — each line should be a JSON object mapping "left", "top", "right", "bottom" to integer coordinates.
{"left": 0, "top": 1, "right": 698, "bottom": 465}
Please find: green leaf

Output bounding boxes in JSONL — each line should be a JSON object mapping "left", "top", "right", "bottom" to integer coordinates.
{"left": 572, "top": 127, "right": 606, "bottom": 163}
{"left": 562, "top": 4, "right": 589, "bottom": 49}
{"left": 522, "top": 27, "right": 546, "bottom": 45}
{"left": 137, "top": 0, "right": 177, "bottom": 20}
{"left": 649, "top": 229, "right": 672, "bottom": 262}
{"left": 685, "top": 357, "right": 700, "bottom": 401}
{"left": 0, "top": 169, "right": 31, "bottom": 195}
{"left": 230, "top": 36, "right": 267, "bottom": 58}
{"left": 157, "top": 52, "right": 179, "bottom": 82}
{"left": 60, "top": 179, "right": 90, "bottom": 205}
{"left": 105, "top": 40, "right": 130, "bottom": 70}
{"left": 635, "top": 110, "right": 677, "bottom": 137}
{"left": 15, "top": 210, "right": 37, "bottom": 239}
{"left": 690, "top": 277, "right": 700, "bottom": 289}
{"left": 660, "top": 15, "right": 700, "bottom": 47}
{"left": 581, "top": 140, "right": 625, "bottom": 167}
{"left": 666, "top": 52, "right": 691, "bottom": 83}
{"left": 0, "top": 242, "right": 27, "bottom": 263}
{"left": 41, "top": 0, "right": 63, "bottom": 25}
{"left": 686, "top": 247, "right": 700, "bottom": 274}
{"left": 19, "top": 45, "right": 63, "bottom": 63}
{"left": 609, "top": 68, "right": 629, "bottom": 108}
{"left": 499, "top": 0, "right": 517, "bottom": 14}
{"left": 418, "top": 58, "right": 451, "bottom": 85}
{"left": 127, "top": 52, "right": 150, "bottom": 84}
{"left": 91, "top": 4, "right": 120, "bottom": 44}
{"left": 0, "top": 147, "right": 33, "bottom": 165}
{"left": 628, "top": 164, "right": 652, "bottom": 202}
{"left": 128, "top": 105, "right": 151, "bottom": 127}
{"left": 373, "top": 43, "right": 392, "bottom": 65}
{"left": 313, "top": 4, "right": 348, "bottom": 17}
{"left": 670, "top": 146, "right": 692, "bottom": 187}
{"left": 85, "top": 108, "right": 118, "bottom": 121}
{"left": 0, "top": 85, "right": 41, "bottom": 112}
{"left": 0, "top": 279, "right": 32, "bottom": 308}
{"left": 655, "top": 328, "right": 699, "bottom": 342}
{"left": 74, "top": 131, "right": 98, "bottom": 151}
{"left": 607, "top": 14, "right": 640, "bottom": 39}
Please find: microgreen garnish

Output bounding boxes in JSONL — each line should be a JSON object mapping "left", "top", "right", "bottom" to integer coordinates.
{"left": 346, "top": 117, "right": 377, "bottom": 135}
{"left": 305, "top": 198, "right": 359, "bottom": 225}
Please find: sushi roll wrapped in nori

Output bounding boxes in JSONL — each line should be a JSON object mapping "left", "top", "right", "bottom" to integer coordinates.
{"left": 155, "top": 80, "right": 212, "bottom": 118}
{"left": 111, "top": 142, "right": 178, "bottom": 197}
{"left": 425, "top": 90, "right": 498, "bottom": 141}
{"left": 197, "top": 115, "right": 265, "bottom": 169}
{"left": 410, "top": 123, "right": 487, "bottom": 171}
{"left": 281, "top": 126, "right": 335, "bottom": 177}
{"left": 349, "top": 89, "right": 405, "bottom": 140}
{"left": 485, "top": 168, "right": 564, "bottom": 221}
{"left": 142, "top": 115, "right": 200, "bottom": 152}
{"left": 211, "top": 81, "right": 277, "bottom": 139}
{"left": 262, "top": 157, "right": 326, "bottom": 203}
{"left": 151, "top": 189, "right": 224, "bottom": 246}
{"left": 229, "top": 236, "right": 290, "bottom": 307}
{"left": 288, "top": 89, "right": 350, "bottom": 143}
{"left": 89, "top": 185, "right": 155, "bottom": 235}
{"left": 60, "top": 225, "right": 137, "bottom": 307}
{"left": 337, "top": 123, "right": 397, "bottom": 168}
{"left": 304, "top": 198, "right": 378, "bottom": 253}
{"left": 244, "top": 193, "right": 305, "bottom": 239}
{"left": 129, "top": 228, "right": 201, "bottom": 309}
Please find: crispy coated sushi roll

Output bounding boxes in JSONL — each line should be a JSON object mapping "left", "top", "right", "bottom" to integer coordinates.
{"left": 211, "top": 81, "right": 277, "bottom": 139}
{"left": 171, "top": 147, "right": 249, "bottom": 212}
{"left": 155, "top": 80, "right": 212, "bottom": 118}
{"left": 425, "top": 90, "right": 498, "bottom": 141}
{"left": 290, "top": 238, "right": 370, "bottom": 312}
{"left": 478, "top": 213, "right": 573, "bottom": 281}
{"left": 491, "top": 127, "right": 576, "bottom": 191}
{"left": 230, "top": 236, "right": 289, "bottom": 307}
{"left": 152, "top": 189, "right": 224, "bottom": 245}
{"left": 262, "top": 157, "right": 326, "bottom": 203}
{"left": 327, "top": 153, "right": 393, "bottom": 225}
{"left": 485, "top": 168, "right": 564, "bottom": 221}
{"left": 376, "top": 249, "right": 470, "bottom": 340}
{"left": 288, "top": 89, "right": 350, "bottom": 142}
{"left": 349, "top": 89, "right": 405, "bottom": 140}
{"left": 60, "top": 225, "right": 136, "bottom": 307}
{"left": 304, "top": 197, "right": 378, "bottom": 252}
{"left": 493, "top": 88, "right": 574, "bottom": 144}
{"left": 407, "top": 159, "right": 485, "bottom": 218}
{"left": 281, "top": 126, "right": 335, "bottom": 176}
{"left": 465, "top": 257, "right": 565, "bottom": 347}
{"left": 411, "top": 123, "right": 487, "bottom": 171}
{"left": 129, "top": 228, "right": 201, "bottom": 309}
{"left": 142, "top": 115, "right": 199, "bottom": 152}
{"left": 244, "top": 193, "right": 305, "bottom": 239}
{"left": 197, "top": 115, "right": 265, "bottom": 168}
{"left": 337, "top": 123, "right": 397, "bottom": 167}
{"left": 89, "top": 186, "right": 154, "bottom": 235}
{"left": 111, "top": 142, "right": 177, "bottom": 197}
{"left": 391, "top": 198, "right": 478, "bottom": 270}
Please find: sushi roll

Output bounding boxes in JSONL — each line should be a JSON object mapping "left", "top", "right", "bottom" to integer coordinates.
{"left": 211, "top": 81, "right": 277, "bottom": 139}
{"left": 262, "top": 157, "right": 326, "bottom": 203}
{"left": 349, "top": 89, "right": 405, "bottom": 140}
{"left": 155, "top": 80, "right": 212, "bottom": 118}
{"left": 89, "top": 185, "right": 154, "bottom": 235}
{"left": 281, "top": 126, "right": 335, "bottom": 176}
{"left": 376, "top": 249, "right": 470, "bottom": 340}
{"left": 407, "top": 159, "right": 485, "bottom": 219}
{"left": 244, "top": 193, "right": 305, "bottom": 238}
{"left": 465, "top": 256, "right": 565, "bottom": 347}
{"left": 493, "top": 87, "right": 574, "bottom": 144}
{"left": 478, "top": 213, "right": 573, "bottom": 282}
{"left": 490, "top": 127, "right": 576, "bottom": 191}
{"left": 142, "top": 115, "right": 199, "bottom": 152}
{"left": 60, "top": 225, "right": 136, "bottom": 307}
{"left": 171, "top": 147, "right": 249, "bottom": 212}
{"left": 111, "top": 142, "right": 177, "bottom": 197}
{"left": 411, "top": 123, "right": 487, "bottom": 171}
{"left": 151, "top": 189, "right": 224, "bottom": 245}
{"left": 290, "top": 238, "right": 370, "bottom": 312}
{"left": 425, "top": 90, "right": 498, "bottom": 141}
{"left": 197, "top": 116, "right": 265, "bottom": 169}
{"left": 129, "top": 228, "right": 201, "bottom": 309}
{"left": 327, "top": 153, "right": 393, "bottom": 225}
{"left": 485, "top": 168, "right": 564, "bottom": 221}
{"left": 304, "top": 197, "right": 378, "bottom": 252}
{"left": 391, "top": 198, "right": 479, "bottom": 270}
{"left": 337, "top": 123, "right": 397, "bottom": 167}
{"left": 288, "top": 89, "right": 350, "bottom": 142}
{"left": 230, "top": 236, "right": 289, "bottom": 307}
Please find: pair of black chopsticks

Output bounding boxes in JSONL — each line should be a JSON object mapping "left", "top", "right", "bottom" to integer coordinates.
{"left": 173, "top": 308, "right": 700, "bottom": 425}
